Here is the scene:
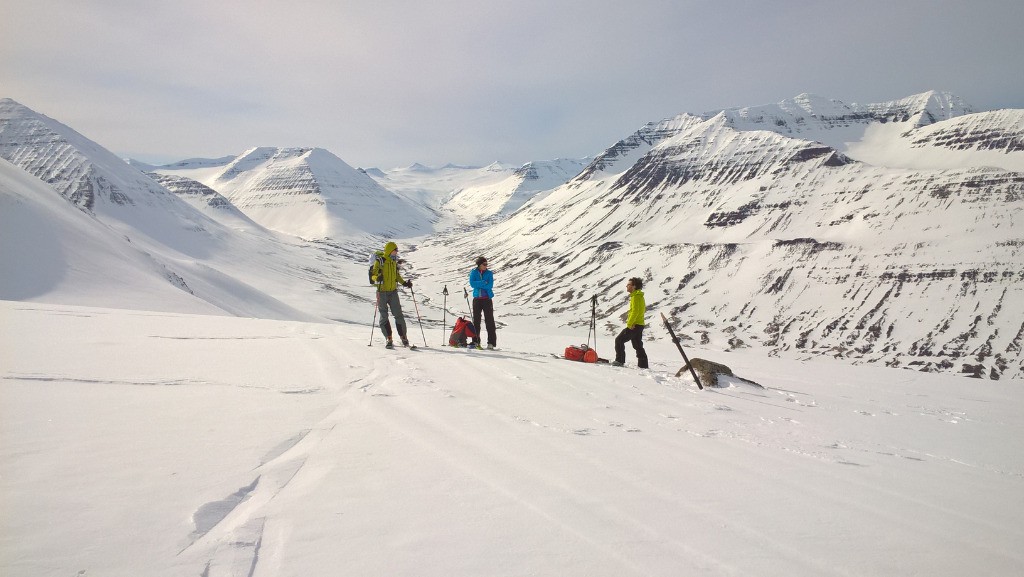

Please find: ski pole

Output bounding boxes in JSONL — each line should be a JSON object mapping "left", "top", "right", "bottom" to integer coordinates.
{"left": 586, "top": 294, "right": 597, "bottom": 349}
{"left": 442, "top": 285, "right": 449, "bottom": 346}
{"left": 368, "top": 290, "right": 379, "bottom": 346}
{"left": 410, "top": 286, "right": 428, "bottom": 347}
{"left": 660, "top": 312, "right": 703, "bottom": 389}
{"left": 464, "top": 287, "right": 472, "bottom": 316}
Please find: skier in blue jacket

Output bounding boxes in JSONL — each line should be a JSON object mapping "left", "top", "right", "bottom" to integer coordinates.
{"left": 469, "top": 256, "right": 497, "bottom": 349}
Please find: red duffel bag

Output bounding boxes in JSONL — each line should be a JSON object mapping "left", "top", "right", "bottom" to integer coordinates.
{"left": 564, "top": 344, "right": 598, "bottom": 363}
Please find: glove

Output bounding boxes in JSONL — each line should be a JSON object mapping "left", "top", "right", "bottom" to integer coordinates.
{"left": 404, "top": 280, "right": 413, "bottom": 288}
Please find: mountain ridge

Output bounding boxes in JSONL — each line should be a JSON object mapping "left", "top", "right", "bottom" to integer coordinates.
{"left": 2, "top": 91, "right": 1022, "bottom": 378}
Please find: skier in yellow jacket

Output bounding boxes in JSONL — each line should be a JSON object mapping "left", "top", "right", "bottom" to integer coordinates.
{"left": 612, "top": 277, "right": 649, "bottom": 368}
{"left": 370, "top": 241, "right": 413, "bottom": 349}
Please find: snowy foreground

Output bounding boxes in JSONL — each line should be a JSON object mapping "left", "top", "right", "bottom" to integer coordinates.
{"left": 2, "top": 300, "right": 1023, "bottom": 577}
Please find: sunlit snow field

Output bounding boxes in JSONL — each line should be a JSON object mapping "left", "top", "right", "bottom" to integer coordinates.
{"left": 3, "top": 300, "right": 1022, "bottom": 577}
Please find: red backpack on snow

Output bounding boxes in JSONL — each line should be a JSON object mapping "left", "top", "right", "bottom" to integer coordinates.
{"left": 449, "top": 317, "right": 478, "bottom": 347}
{"left": 564, "top": 344, "right": 599, "bottom": 363}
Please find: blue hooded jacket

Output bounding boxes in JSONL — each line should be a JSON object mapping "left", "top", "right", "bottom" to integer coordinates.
{"left": 469, "top": 268, "right": 494, "bottom": 298}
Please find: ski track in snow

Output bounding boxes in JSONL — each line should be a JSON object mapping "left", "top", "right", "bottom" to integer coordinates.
{"left": 3, "top": 304, "right": 1024, "bottom": 576}
{"left": 179, "top": 338, "right": 1022, "bottom": 575}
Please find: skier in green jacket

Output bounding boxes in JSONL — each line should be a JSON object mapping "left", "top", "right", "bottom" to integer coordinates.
{"left": 370, "top": 241, "right": 412, "bottom": 349}
{"left": 612, "top": 277, "right": 649, "bottom": 368}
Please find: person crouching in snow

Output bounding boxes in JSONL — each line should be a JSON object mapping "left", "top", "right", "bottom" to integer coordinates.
{"left": 469, "top": 256, "right": 497, "bottom": 349}
{"left": 612, "top": 277, "right": 649, "bottom": 368}
{"left": 371, "top": 241, "right": 413, "bottom": 349}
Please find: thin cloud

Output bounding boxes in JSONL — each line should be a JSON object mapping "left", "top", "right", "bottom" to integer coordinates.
{"left": 3, "top": 0, "right": 1022, "bottom": 168}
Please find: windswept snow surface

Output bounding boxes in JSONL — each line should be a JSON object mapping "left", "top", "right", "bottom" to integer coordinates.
{"left": 2, "top": 300, "right": 1022, "bottom": 577}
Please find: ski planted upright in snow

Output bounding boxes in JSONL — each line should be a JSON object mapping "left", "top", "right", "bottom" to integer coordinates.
{"left": 660, "top": 312, "right": 703, "bottom": 389}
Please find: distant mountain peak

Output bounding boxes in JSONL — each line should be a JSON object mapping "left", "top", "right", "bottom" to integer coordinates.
{"left": 205, "top": 146, "right": 433, "bottom": 239}
{"left": 862, "top": 90, "right": 973, "bottom": 127}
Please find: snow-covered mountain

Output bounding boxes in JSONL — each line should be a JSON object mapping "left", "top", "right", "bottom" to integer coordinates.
{"left": 443, "top": 159, "right": 590, "bottom": 221}
{"left": 366, "top": 159, "right": 589, "bottom": 222}
{"left": 2, "top": 92, "right": 1022, "bottom": 379}
{"left": 368, "top": 161, "right": 515, "bottom": 214}
{"left": 0, "top": 157, "right": 225, "bottom": 313}
{"left": 709, "top": 91, "right": 974, "bottom": 143}
{"left": 127, "top": 155, "right": 236, "bottom": 173}
{"left": 411, "top": 92, "right": 1024, "bottom": 380}
{"left": 847, "top": 108, "right": 1024, "bottom": 171}
{"left": 0, "top": 99, "right": 369, "bottom": 320}
{"left": 185, "top": 146, "right": 437, "bottom": 239}
{"left": 0, "top": 98, "right": 232, "bottom": 258}
{"left": 146, "top": 171, "right": 262, "bottom": 231}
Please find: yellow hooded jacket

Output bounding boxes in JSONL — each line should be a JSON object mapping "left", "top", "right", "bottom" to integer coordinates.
{"left": 626, "top": 289, "right": 645, "bottom": 329}
{"left": 371, "top": 241, "right": 407, "bottom": 291}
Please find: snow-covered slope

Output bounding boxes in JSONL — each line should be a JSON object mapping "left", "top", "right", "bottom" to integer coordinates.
{"left": 0, "top": 98, "right": 231, "bottom": 258}
{"left": 195, "top": 147, "right": 436, "bottom": 239}
{"left": 0, "top": 158, "right": 224, "bottom": 313}
{"left": 369, "top": 161, "right": 514, "bottom": 215}
{"left": 0, "top": 155, "right": 327, "bottom": 320}
{"left": 147, "top": 172, "right": 263, "bottom": 231}
{"left": 366, "top": 159, "right": 588, "bottom": 222}
{"left": 847, "top": 108, "right": 1024, "bottom": 171}
{"left": 127, "top": 155, "right": 236, "bottom": 173}
{"left": 444, "top": 159, "right": 590, "bottom": 220}
{"left": 368, "top": 162, "right": 512, "bottom": 207}
{"left": 0, "top": 100, "right": 369, "bottom": 321}
{"left": 573, "top": 114, "right": 709, "bottom": 184}
{"left": 3, "top": 301, "right": 1022, "bottom": 577}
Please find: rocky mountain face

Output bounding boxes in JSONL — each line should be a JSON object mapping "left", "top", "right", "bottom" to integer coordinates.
{"left": 416, "top": 92, "right": 1024, "bottom": 380}
{"left": 907, "top": 109, "right": 1024, "bottom": 153}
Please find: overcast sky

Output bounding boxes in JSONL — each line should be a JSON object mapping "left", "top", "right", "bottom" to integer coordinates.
{"left": 3, "top": 0, "right": 1022, "bottom": 169}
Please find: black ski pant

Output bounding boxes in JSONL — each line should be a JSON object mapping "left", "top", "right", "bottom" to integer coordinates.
{"left": 472, "top": 297, "right": 497, "bottom": 347}
{"left": 377, "top": 290, "right": 407, "bottom": 342}
{"left": 614, "top": 325, "right": 648, "bottom": 368}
